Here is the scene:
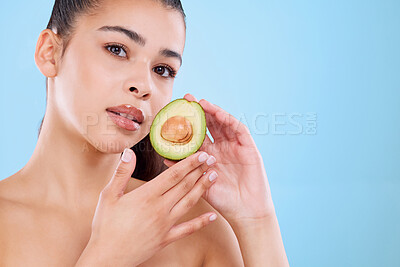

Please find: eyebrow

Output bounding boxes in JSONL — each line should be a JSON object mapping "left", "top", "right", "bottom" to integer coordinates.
{"left": 97, "top": 25, "right": 146, "bottom": 46}
{"left": 97, "top": 25, "right": 183, "bottom": 66}
{"left": 160, "top": 49, "right": 182, "bottom": 66}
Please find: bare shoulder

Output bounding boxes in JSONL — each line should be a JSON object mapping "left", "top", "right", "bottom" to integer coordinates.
{"left": 0, "top": 175, "right": 29, "bottom": 258}
{"left": 0, "top": 174, "right": 30, "bottom": 227}
{"left": 0, "top": 173, "right": 30, "bottom": 207}
{"left": 0, "top": 174, "right": 25, "bottom": 212}
{"left": 0, "top": 173, "right": 39, "bottom": 233}
{"left": 187, "top": 198, "right": 245, "bottom": 267}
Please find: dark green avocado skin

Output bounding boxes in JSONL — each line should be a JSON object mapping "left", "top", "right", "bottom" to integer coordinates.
{"left": 149, "top": 98, "right": 206, "bottom": 160}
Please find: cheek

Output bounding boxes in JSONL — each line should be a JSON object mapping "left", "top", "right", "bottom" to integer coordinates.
{"left": 151, "top": 97, "right": 172, "bottom": 120}
{"left": 54, "top": 46, "right": 119, "bottom": 138}
{"left": 73, "top": 47, "right": 115, "bottom": 101}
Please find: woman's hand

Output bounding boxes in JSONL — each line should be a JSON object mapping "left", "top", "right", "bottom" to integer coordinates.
{"left": 76, "top": 148, "right": 218, "bottom": 267}
{"left": 164, "top": 94, "right": 276, "bottom": 225}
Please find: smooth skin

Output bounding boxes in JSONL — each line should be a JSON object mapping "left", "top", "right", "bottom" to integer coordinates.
{"left": 0, "top": 0, "right": 288, "bottom": 266}
{"left": 0, "top": 0, "right": 244, "bottom": 266}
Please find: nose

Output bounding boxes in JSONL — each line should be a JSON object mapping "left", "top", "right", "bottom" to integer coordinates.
{"left": 129, "top": 86, "right": 151, "bottom": 100}
{"left": 125, "top": 62, "right": 153, "bottom": 100}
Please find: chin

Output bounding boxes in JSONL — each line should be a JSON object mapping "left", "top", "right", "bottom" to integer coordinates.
{"left": 80, "top": 129, "right": 144, "bottom": 154}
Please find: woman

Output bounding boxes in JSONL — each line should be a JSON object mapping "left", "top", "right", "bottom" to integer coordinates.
{"left": 0, "top": 0, "right": 289, "bottom": 266}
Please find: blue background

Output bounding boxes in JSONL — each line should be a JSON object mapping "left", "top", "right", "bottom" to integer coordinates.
{"left": 1, "top": 1, "right": 399, "bottom": 266}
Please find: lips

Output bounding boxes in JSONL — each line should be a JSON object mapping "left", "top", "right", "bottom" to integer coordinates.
{"left": 106, "top": 104, "right": 144, "bottom": 131}
{"left": 106, "top": 104, "right": 144, "bottom": 124}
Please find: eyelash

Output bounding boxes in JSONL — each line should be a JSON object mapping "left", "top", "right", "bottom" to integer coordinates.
{"left": 156, "top": 64, "right": 177, "bottom": 78}
{"left": 104, "top": 43, "right": 129, "bottom": 58}
{"left": 104, "top": 43, "right": 177, "bottom": 79}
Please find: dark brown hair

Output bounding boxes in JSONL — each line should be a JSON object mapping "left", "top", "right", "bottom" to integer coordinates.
{"left": 39, "top": 0, "right": 186, "bottom": 181}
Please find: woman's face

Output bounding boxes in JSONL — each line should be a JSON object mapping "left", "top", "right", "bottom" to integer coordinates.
{"left": 52, "top": 0, "right": 186, "bottom": 153}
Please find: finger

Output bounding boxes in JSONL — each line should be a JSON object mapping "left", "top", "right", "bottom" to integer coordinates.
{"left": 188, "top": 95, "right": 224, "bottom": 143}
{"left": 162, "top": 155, "right": 216, "bottom": 207}
{"left": 199, "top": 99, "right": 254, "bottom": 146}
{"left": 162, "top": 152, "right": 205, "bottom": 171}
{"left": 169, "top": 169, "right": 218, "bottom": 220}
{"left": 183, "top": 93, "right": 214, "bottom": 148}
{"left": 164, "top": 212, "right": 217, "bottom": 246}
{"left": 204, "top": 106, "right": 227, "bottom": 143}
{"left": 214, "top": 106, "right": 253, "bottom": 145}
{"left": 103, "top": 148, "right": 136, "bottom": 199}
{"left": 147, "top": 151, "right": 210, "bottom": 195}
{"left": 183, "top": 93, "right": 197, "bottom": 102}
{"left": 163, "top": 146, "right": 210, "bottom": 167}
{"left": 164, "top": 158, "right": 178, "bottom": 168}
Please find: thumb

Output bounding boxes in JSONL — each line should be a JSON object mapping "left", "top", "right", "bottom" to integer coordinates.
{"left": 106, "top": 148, "right": 137, "bottom": 198}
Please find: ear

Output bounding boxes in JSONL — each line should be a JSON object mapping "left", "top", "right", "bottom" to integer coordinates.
{"left": 34, "top": 29, "right": 63, "bottom": 78}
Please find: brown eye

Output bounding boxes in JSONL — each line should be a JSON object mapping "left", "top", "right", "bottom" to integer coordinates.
{"left": 154, "top": 66, "right": 169, "bottom": 76}
{"left": 106, "top": 44, "right": 127, "bottom": 58}
{"left": 153, "top": 65, "right": 176, "bottom": 78}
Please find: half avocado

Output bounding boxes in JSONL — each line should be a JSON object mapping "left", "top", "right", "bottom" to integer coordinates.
{"left": 150, "top": 98, "right": 206, "bottom": 160}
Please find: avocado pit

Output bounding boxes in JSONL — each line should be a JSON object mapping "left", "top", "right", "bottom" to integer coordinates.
{"left": 149, "top": 98, "right": 206, "bottom": 160}
{"left": 160, "top": 116, "right": 193, "bottom": 144}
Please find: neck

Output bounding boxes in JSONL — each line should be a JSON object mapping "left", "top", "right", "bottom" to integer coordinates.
{"left": 20, "top": 106, "right": 122, "bottom": 210}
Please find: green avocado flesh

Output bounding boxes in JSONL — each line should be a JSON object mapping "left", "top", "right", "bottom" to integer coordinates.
{"left": 150, "top": 98, "right": 206, "bottom": 160}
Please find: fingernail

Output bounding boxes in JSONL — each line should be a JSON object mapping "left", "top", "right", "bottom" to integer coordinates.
{"left": 198, "top": 152, "right": 209, "bottom": 162}
{"left": 206, "top": 156, "right": 216, "bottom": 166}
{"left": 121, "top": 148, "right": 133, "bottom": 163}
{"left": 209, "top": 171, "right": 218, "bottom": 182}
{"left": 209, "top": 214, "right": 217, "bottom": 221}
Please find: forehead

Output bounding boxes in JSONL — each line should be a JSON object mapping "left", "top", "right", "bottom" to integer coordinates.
{"left": 75, "top": 0, "right": 186, "bottom": 53}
